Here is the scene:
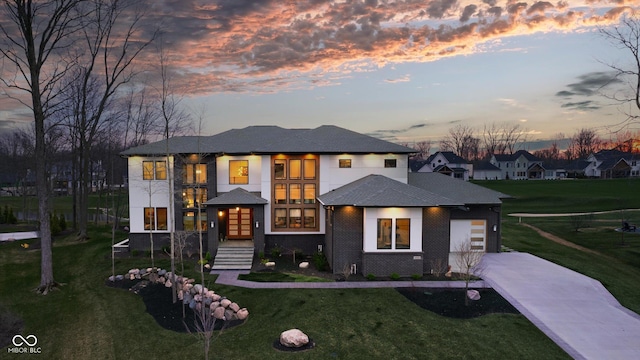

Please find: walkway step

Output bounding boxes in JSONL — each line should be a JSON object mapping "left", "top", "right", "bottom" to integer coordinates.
{"left": 212, "top": 246, "right": 254, "bottom": 270}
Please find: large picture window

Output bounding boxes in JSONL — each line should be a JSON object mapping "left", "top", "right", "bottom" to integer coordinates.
{"left": 229, "top": 160, "right": 249, "bottom": 184}
{"left": 144, "top": 207, "right": 168, "bottom": 231}
{"left": 271, "top": 155, "right": 319, "bottom": 231}
{"left": 183, "top": 211, "right": 207, "bottom": 231}
{"left": 182, "top": 188, "right": 207, "bottom": 208}
{"left": 143, "top": 160, "right": 167, "bottom": 180}
{"left": 377, "top": 218, "right": 410, "bottom": 250}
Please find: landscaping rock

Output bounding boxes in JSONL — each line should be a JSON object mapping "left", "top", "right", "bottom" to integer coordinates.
{"left": 213, "top": 306, "right": 226, "bottom": 320}
{"left": 280, "top": 329, "right": 309, "bottom": 348}
{"left": 467, "top": 290, "right": 481, "bottom": 301}
{"left": 221, "top": 299, "right": 231, "bottom": 308}
{"left": 115, "top": 274, "right": 124, "bottom": 281}
{"left": 265, "top": 261, "right": 275, "bottom": 267}
{"left": 299, "top": 262, "right": 309, "bottom": 269}
{"left": 236, "top": 308, "right": 249, "bottom": 320}
{"left": 229, "top": 302, "right": 240, "bottom": 312}
{"left": 158, "top": 269, "right": 167, "bottom": 276}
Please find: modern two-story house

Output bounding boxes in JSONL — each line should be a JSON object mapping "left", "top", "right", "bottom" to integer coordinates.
{"left": 121, "top": 125, "right": 509, "bottom": 276}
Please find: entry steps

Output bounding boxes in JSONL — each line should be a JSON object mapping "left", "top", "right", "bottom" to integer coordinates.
{"left": 211, "top": 246, "right": 254, "bottom": 270}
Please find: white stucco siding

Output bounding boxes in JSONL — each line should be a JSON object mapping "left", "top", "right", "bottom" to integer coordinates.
{"left": 128, "top": 156, "right": 173, "bottom": 233}
{"left": 362, "top": 208, "right": 422, "bottom": 252}
{"left": 216, "top": 155, "right": 262, "bottom": 193}
{"left": 319, "top": 154, "right": 408, "bottom": 194}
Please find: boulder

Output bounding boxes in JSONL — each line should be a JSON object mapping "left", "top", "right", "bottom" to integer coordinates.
{"left": 236, "top": 308, "right": 249, "bottom": 320}
{"left": 212, "top": 293, "right": 221, "bottom": 301}
{"left": 115, "top": 274, "right": 124, "bottom": 281}
{"left": 220, "top": 299, "right": 231, "bottom": 308}
{"left": 299, "top": 262, "right": 309, "bottom": 269}
{"left": 158, "top": 269, "right": 167, "bottom": 276}
{"left": 193, "top": 284, "right": 203, "bottom": 294}
{"left": 280, "top": 329, "right": 309, "bottom": 348}
{"left": 213, "top": 306, "right": 226, "bottom": 320}
{"left": 129, "top": 273, "right": 136, "bottom": 280}
{"left": 210, "top": 301, "right": 220, "bottom": 309}
{"left": 265, "top": 261, "right": 275, "bottom": 267}
{"left": 229, "top": 302, "right": 240, "bottom": 312}
{"left": 225, "top": 309, "right": 235, "bottom": 321}
{"left": 467, "top": 290, "right": 481, "bottom": 301}
{"left": 164, "top": 279, "right": 172, "bottom": 288}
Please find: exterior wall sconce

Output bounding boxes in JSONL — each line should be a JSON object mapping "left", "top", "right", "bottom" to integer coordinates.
{"left": 493, "top": 224, "right": 497, "bottom": 232}
{"left": 255, "top": 221, "right": 259, "bottom": 228}
{"left": 210, "top": 221, "right": 215, "bottom": 228}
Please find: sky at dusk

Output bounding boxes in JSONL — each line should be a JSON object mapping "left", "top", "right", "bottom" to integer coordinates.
{"left": 2, "top": 0, "right": 640, "bottom": 146}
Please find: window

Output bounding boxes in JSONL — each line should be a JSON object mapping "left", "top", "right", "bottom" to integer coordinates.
{"left": 304, "top": 159, "right": 316, "bottom": 179}
{"left": 142, "top": 161, "right": 167, "bottom": 180}
{"left": 274, "top": 160, "right": 286, "bottom": 179}
{"left": 183, "top": 163, "right": 207, "bottom": 184}
{"left": 377, "top": 218, "right": 410, "bottom": 250}
{"left": 384, "top": 159, "right": 397, "bottom": 168}
{"left": 144, "top": 207, "right": 167, "bottom": 230}
{"left": 289, "top": 208, "right": 302, "bottom": 228}
{"left": 271, "top": 155, "right": 319, "bottom": 231}
{"left": 339, "top": 159, "right": 352, "bottom": 168}
{"left": 182, "top": 188, "right": 207, "bottom": 208}
{"left": 274, "top": 184, "right": 287, "bottom": 204}
{"left": 229, "top": 160, "right": 248, "bottom": 184}
{"left": 183, "top": 211, "right": 207, "bottom": 231}
{"left": 289, "top": 184, "right": 301, "bottom": 204}
{"left": 289, "top": 159, "right": 301, "bottom": 179}
{"left": 303, "top": 184, "right": 316, "bottom": 204}
{"left": 377, "top": 219, "right": 392, "bottom": 249}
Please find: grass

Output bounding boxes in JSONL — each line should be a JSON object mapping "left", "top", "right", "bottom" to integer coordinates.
{"left": 0, "top": 224, "right": 569, "bottom": 359}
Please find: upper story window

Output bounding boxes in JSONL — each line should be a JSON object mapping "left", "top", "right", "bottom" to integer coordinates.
{"left": 339, "top": 159, "right": 352, "bottom": 168}
{"left": 183, "top": 164, "right": 207, "bottom": 184}
{"left": 229, "top": 160, "right": 249, "bottom": 184}
{"left": 384, "top": 159, "right": 397, "bottom": 168}
{"left": 143, "top": 161, "right": 167, "bottom": 180}
{"left": 272, "top": 155, "right": 319, "bottom": 232}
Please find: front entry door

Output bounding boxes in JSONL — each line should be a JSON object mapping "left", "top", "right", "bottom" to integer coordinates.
{"left": 227, "top": 208, "right": 253, "bottom": 239}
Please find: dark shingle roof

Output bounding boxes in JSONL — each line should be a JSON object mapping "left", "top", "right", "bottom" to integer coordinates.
{"left": 317, "top": 175, "right": 461, "bottom": 207}
{"left": 408, "top": 172, "right": 511, "bottom": 204}
{"left": 493, "top": 150, "right": 540, "bottom": 162}
{"left": 473, "top": 161, "right": 500, "bottom": 171}
{"left": 121, "top": 125, "right": 414, "bottom": 156}
{"left": 204, "top": 188, "right": 268, "bottom": 205}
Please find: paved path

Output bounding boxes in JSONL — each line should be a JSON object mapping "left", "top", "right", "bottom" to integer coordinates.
{"left": 481, "top": 252, "right": 640, "bottom": 360}
{"left": 0, "top": 231, "right": 39, "bottom": 242}
{"left": 211, "top": 270, "right": 488, "bottom": 289}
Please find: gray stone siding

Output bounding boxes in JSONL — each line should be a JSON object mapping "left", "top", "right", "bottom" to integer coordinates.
{"left": 422, "top": 207, "right": 451, "bottom": 274}
{"left": 329, "top": 207, "right": 363, "bottom": 275}
{"left": 362, "top": 252, "right": 424, "bottom": 277}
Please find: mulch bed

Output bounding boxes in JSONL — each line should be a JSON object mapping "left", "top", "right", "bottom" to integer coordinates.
{"left": 106, "top": 279, "right": 244, "bottom": 333}
{"left": 396, "top": 288, "right": 519, "bottom": 318}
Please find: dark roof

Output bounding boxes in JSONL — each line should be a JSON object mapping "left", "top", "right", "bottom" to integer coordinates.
{"left": 597, "top": 158, "right": 630, "bottom": 170}
{"left": 204, "top": 188, "right": 268, "bottom": 205}
{"left": 473, "top": 161, "right": 500, "bottom": 171}
{"left": 121, "top": 125, "right": 415, "bottom": 156}
{"left": 317, "top": 175, "right": 461, "bottom": 207}
{"left": 408, "top": 172, "right": 511, "bottom": 204}
{"left": 565, "top": 159, "right": 591, "bottom": 171}
{"left": 593, "top": 149, "right": 629, "bottom": 160}
{"left": 493, "top": 150, "right": 541, "bottom": 162}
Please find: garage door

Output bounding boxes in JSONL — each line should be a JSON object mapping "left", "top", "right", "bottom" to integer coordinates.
{"left": 450, "top": 219, "right": 486, "bottom": 252}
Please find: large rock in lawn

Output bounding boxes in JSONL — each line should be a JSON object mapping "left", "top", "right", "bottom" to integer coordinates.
{"left": 236, "top": 308, "right": 249, "bottom": 320}
{"left": 467, "top": 289, "right": 481, "bottom": 301}
{"left": 280, "top": 329, "right": 309, "bottom": 348}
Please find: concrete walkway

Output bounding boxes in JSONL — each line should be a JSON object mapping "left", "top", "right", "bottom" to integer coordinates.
{"left": 211, "top": 269, "right": 488, "bottom": 289}
{"left": 481, "top": 252, "right": 640, "bottom": 360}
{"left": 0, "top": 231, "right": 39, "bottom": 242}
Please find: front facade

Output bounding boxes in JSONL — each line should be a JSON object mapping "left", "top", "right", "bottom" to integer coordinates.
{"left": 490, "top": 150, "right": 545, "bottom": 180}
{"left": 122, "top": 125, "right": 508, "bottom": 276}
{"left": 584, "top": 150, "right": 640, "bottom": 178}
{"left": 417, "top": 151, "right": 472, "bottom": 181}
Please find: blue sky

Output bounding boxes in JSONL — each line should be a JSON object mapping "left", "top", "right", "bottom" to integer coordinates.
{"left": 1, "top": 0, "right": 639, "bottom": 146}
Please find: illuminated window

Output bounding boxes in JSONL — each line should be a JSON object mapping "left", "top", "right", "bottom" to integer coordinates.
{"left": 183, "top": 163, "right": 207, "bottom": 184}
{"left": 229, "top": 160, "right": 249, "bottom": 184}
{"left": 377, "top": 218, "right": 411, "bottom": 250}
{"left": 182, "top": 188, "right": 207, "bottom": 208}
{"left": 274, "top": 184, "right": 287, "bottom": 204}
{"left": 289, "top": 208, "right": 302, "bottom": 228}
{"left": 274, "top": 209, "right": 287, "bottom": 228}
{"left": 303, "top": 159, "right": 316, "bottom": 179}
{"left": 144, "top": 207, "right": 155, "bottom": 230}
{"left": 396, "top": 219, "right": 410, "bottom": 249}
{"left": 377, "top": 218, "right": 392, "bottom": 249}
{"left": 304, "top": 209, "right": 316, "bottom": 228}
{"left": 274, "top": 159, "right": 286, "bottom": 179}
{"left": 183, "top": 211, "right": 207, "bottom": 231}
{"left": 289, "top": 159, "right": 301, "bottom": 179}
{"left": 289, "top": 184, "right": 301, "bottom": 204}
{"left": 303, "top": 184, "right": 316, "bottom": 204}
{"left": 142, "top": 161, "right": 167, "bottom": 180}
{"left": 339, "top": 159, "right": 351, "bottom": 168}
{"left": 144, "top": 207, "right": 167, "bottom": 231}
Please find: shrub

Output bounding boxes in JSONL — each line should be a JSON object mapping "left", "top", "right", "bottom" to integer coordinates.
{"left": 366, "top": 273, "right": 376, "bottom": 281}
{"left": 50, "top": 212, "right": 61, "bottom": 236}
{"left": 390, "top": 273, "right": 400, "bottom": 280}
{"left": 131, "top": 249, "right": 140, "bottom": 257}
{"left": 270, "top": 246, "right": 281, "bottom": 258}
{"left": 258, "top": 251, "right": 265, "bottom": 260}
{"left": 411, "top": 274, "right": 422, "bottom": 280}
{"left": 205, "top": 251, "right": 212, "bottom": 261}
{"left": 58, "top": 213, "right": 67, "bottom": 231}
{"left": 312, "top": 252, "right": 329, "bottom": 271}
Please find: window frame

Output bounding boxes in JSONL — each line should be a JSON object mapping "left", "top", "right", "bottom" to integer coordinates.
{"left": 271, "top": 155, "right": 319, "bottom": 232}
{"left": 384, "top": 159, "right": 397, "bottom": 168}
{"left": 229, "top": 160, "right": 249, "bottom": 184}
{"left": 339, "top": 159, "right": 352, "bottom": 168}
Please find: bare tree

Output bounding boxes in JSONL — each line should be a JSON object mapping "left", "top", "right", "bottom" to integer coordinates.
{"left": 412, "top": 140, "right": 431, "bottom": 160}
{"left": 63, "top": 0, "right": 155, "bottom": 240}
{"left": 454, "top": 239, "right": 485, "bottom": 306}
{"left": 569, "top": 128, "right": 602, "bottom": 159}
{"left": 439, "top": 124, "right": 480, "bottom": 160}
{"left": 0, "top": 0, "right": 88, "bottom": 294}
{"left": 482, "top": 121, "right": 528, "bottom": 157}
{"left": 600, "top": 15, "right": 640, "bottom": 129}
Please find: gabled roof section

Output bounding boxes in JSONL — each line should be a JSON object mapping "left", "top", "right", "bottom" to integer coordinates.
{"left": 493, "top": 150, "right": 540, "bottom": 162}
{"left": 317, "top": 175, "right": 461, "bottom": 207}
{"left": 408, "top": 172, "right": 511, "bottom": 204}
{"left": 439, "top": 151, "right": 469, "bottom": 163}
{"left": 121, "top": 125, "right": 414, "bottom": 156}
{"left": 473, "top": 161, "right": 500, "bottom": 171}
{"left": 204, "top": 188, "right": 268, "bottom": 205}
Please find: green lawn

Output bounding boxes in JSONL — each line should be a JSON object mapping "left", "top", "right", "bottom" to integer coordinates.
{"left": 0, "top": 225, "right": 569, "bottom": 359}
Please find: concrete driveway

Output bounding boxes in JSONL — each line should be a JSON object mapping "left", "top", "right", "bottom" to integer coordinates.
{"left": 481, "top": 252, "right": 640, "bottom": 360}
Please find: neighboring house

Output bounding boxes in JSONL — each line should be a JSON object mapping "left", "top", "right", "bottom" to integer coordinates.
{"left": 121, "top": 125, "right": 509, "bottom": 276}
{"left": 417, "top": 151, "right": 472, "bottom": 181}
{"left": 565, "top": 159, "right": 591, "bottom": 178}
{"left": 584, "top": 150, "right": 640, "bottom": 179}
{"left": 490, "top": 150, "right": 545, "bottom": 180}
{"left": 543, "top": 167, "right": 567, "bottom": 180}
{"left": 471, "top": 161, "right": 502, "bottom": 180}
